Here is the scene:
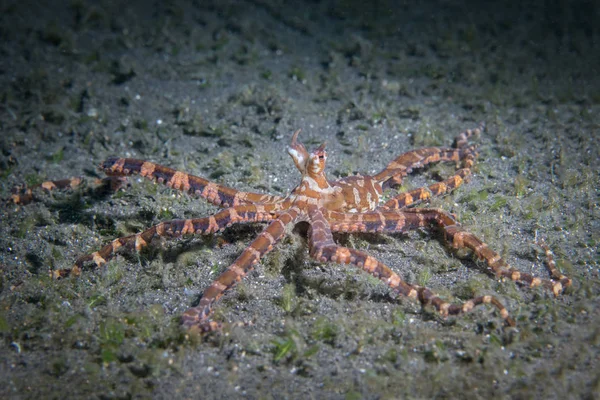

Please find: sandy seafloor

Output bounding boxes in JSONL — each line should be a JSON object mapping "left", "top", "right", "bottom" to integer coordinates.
{"left": 0, "top": 0, "right": 598, "bottom": 398}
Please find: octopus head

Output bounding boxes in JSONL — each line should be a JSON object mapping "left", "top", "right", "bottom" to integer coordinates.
{"left": 287, "top": 129, "right": 327, "bottom": 178}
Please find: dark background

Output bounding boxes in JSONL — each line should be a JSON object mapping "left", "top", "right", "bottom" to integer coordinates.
{"left": 1, "top": 0, "right": 598, "bottom": 398}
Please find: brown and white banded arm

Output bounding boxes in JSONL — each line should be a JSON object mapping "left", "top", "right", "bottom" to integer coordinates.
{"left": 57, "top": 204, "right": 282, "bottom": 278}
{"left": 181, "top": 207, "right": 301, "bottom": 332}
{"left": 326, "top": 208, "right": 441, "bottom": 233}
{"left": 101, "top": 157, "right": 285, "bottom": 208}
{"left": 408, "top": 208, "right": 572, "bottom": 296}
{"left": 10, "top": 177, "right": 81, "bottom": 205}
{"left": 328, "top": 206, "right": 570, "bottom": 296}
{"left": 307, "top": 205, "right": 515, "bottom": 326}
{"left": 381, "top": 161, "right": 474, "bottom": 209}
{"left": 372, "top": 123, "right": 483, "bottom": 189}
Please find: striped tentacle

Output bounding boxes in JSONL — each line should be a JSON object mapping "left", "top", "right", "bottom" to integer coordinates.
{"left": 453, "top": 122, "right": 485, "bottom": 149}
{"left": 101, "top": 157, "right": 284, "bottom": 208}
{"left": 404, "top": 207, "right": 572, "bottom": 296}
{"left": 381, "top": 154, "right": 476, "bottom": 209}
{"left": 55, "top": 204, "right": 279, "bottom": 278}
{"left": 537, "top": 240, "right": 571, "bottom": 285}
{"left": 372, "top": 123, "right": 483, "bottom": 190}
{"left": 181, "top": 207, "right": 301, "bottom": 332}
{"left": 326, "top": 209, "right": 430, "bottom": 233}
{"left": 372, "top": 147, "right": 466, "bottom": 189}
{"left": 307, "top": 206, "right": 514, "bottom": 326}
{"left": 10, "top": 176, "right": 127, "bottom": 205}
{"left": 327, "top": 206, "right": 462, "bottom": 234}
{"left": 444, "top": 224, "right": 571, "bottom": 296}
{"left": 10, "top": 177, "right": 83, "bottom": 205}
